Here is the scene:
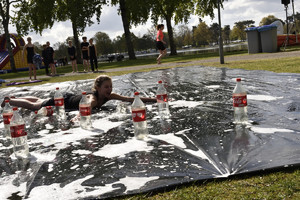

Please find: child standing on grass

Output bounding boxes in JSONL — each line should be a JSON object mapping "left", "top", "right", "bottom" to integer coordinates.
{"left": 81, "top": 36, "right": 90, "bottom": 72}
{"left": 22, "top": 37, "right": 37, "bottom": 81}
{"left": 67, "top": 40, "right": 78, "bottom": 73}
{"left": 89, "top": 38, "right": 98, "bottom": 72}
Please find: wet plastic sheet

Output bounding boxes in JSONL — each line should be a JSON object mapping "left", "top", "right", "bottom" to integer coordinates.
{"left": 0, "top": 66, "right": 299, "bottom": 199}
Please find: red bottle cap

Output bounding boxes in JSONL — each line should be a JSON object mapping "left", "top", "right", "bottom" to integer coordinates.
{"left": 5, "top": 99, "right": 9, "bottom": 103}
{"left": 158, "top": 80, "right": 162, "bottom": 84}
{"left": 56, "top": 87, "right": 59, "bottom": 90}
{"left": 236, "top": 78, "right": 241, "bottom": 82}
{"left": 134, "top": 92, "right": 139, "bottom": 95}
{"left": 82, "top": 92, "right": 87, "bottom": 95}
{"left": 10, "top": 96, "right": 15, "bottom": 99}
{"left": 13, "top": 107, "right": 18, "bottom": 111}
{"left": 34, "top": 110, "right": 38, "bottom": 114}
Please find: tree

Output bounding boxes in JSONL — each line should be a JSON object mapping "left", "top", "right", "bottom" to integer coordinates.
{"left": 259, "top": 15, "right": 280, "bottom": 26}
{"left": 175, "top": 25, "right": 193, "bottom": 48}
{"left": 150, "top": 0, "right": 195, "bottom": 56}
{"left": 209, "top": 23, "right": 219, "bottom": 45}
{"left": 230, "top": 20, "right": 254, "bottom": 41}
{"left": 222, "top": 25, "right": 231, "bottom": 44}
{"left": 0, "top": 0, "right": 23, "bottom": 72}
{"left": 193, "top": 22, "right": 210, "bottom": 46}
{"left": 14, "top": 0, "right": 105, "bottom": 64}
{"left": 94, "top": 32, "right": 114, "bottom": 55}
{"left": 111, "top": 0, "right": 152, "bottom": 60}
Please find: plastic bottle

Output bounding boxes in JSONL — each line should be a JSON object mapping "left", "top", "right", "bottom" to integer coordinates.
{"left": 156, "top": 80, "right": 170, "bottom": 118}
{"left": 79, "top": 92, "right": 92, "bottom": 129}
{"left": 54, "top": 87, "right": 66, "bottom": 120}
{"left": 10, "top": 107, "right": 29, "bottom": 158}
{"left": 233, "top": 78, "right": 248, "bottom": 123}
{"left": 131, "top": 92, "right": 148, "bottom": 139}
{"left": 2, "top": 99, "right": 13, "bottom": 138}
{"left": 38, "top": 106, "right": 54, "bottom": 116}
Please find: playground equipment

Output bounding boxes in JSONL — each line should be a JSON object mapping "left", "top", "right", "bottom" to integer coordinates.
{"left": 0, "top": 33, "right": 28, "bottom": 72}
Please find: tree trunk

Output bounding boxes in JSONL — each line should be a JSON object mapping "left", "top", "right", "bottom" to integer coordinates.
{"left": 72, "top": 22, "right": 82, "bottom": 64}
{"left": 165, "top": 15, "right": 177, "bottom": 56}
{"left": 119, "top": 0, "right": 136, "bottom": 60}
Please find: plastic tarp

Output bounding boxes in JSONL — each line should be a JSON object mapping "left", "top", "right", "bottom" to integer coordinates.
{"left": 0, "top": 66, "right": 300, "bottom": 199}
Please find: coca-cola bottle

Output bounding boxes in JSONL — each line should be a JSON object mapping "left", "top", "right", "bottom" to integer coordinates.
{"left": 10, "top": 107, "right": 29, "bottom": 158}
{"left": 131, "top": 92, "right": 148, "bottom": 139}
{"left": 2, "top": 99, "right": 13, "bottom": 138}
{"left": 79, "top": 92, "right": 92, "bottom": 129}
{"left": 233, "top": 78, "right": 248, "bottom": 123}
{"left": 38, "top": 106, "right": 54, "bottom": 116}
{"left": 54, "top": 87, "right": 66, "bottom": 120}
{"left": 156, "top": 80, "right": 170, "bottom": 118}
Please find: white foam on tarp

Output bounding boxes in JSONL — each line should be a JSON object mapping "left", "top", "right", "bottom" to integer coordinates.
{"left": 93, "top": 138, "right": 153, "bottom": 158}
{"left": 169, "top": 100, "right": 204, "bottom": 108}
{"left": 150, "top": 133, "right": 187, "bottom": 149}
{"left": 117, "top": 176, "right": 160, "bottom": 193}
{"left": 0, "top": 175, "right": 27, "bottom": 200}
{"left": 27, "top": 175, "right": 116, "bottom": 200}
{"left": 92, "top": 118, "right": 123, "bottom": 132}
{"left": 251, "top": 127, "right": 294, "bottom": 134}
{"left": 247, "top": 95, "right": 283, "bottom": 101}
{"left": 72, "top": 150, "right": 92, "bottom": 155}
{"left": 206, "top": 85, "right": 220, "bottom": 89}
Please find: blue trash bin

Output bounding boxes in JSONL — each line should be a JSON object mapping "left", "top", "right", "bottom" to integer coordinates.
{"left": 258, "top": 25, "right": 278, "bottom": 53}
{"left": 245, "top": 27, "right": 262, "bottom": 54}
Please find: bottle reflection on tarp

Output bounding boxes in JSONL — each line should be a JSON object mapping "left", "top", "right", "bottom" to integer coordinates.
{"left": 232, "top": 124, "right": 250, "bottom": 152}
{"left": 159, "top": 118, "right": 172, "bottom": 134}
{"left": 12, "top": 157, "right": 30, "bottom": 187}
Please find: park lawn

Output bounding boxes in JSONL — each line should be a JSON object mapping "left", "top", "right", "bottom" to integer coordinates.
{"left": 0, "top": 48, "right": 299, "bottom": 199}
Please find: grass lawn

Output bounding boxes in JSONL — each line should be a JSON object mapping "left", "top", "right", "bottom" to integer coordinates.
{"left": 0, "top": 47, "right": 299, "bottom": 199}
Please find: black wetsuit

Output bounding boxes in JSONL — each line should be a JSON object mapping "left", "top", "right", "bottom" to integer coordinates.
{"left": 68, "top": 46, "right": 76, "bottom": 61}
{"left": 41, "top": 91, "right": 108, "bottom": 111}
{"left": 81, "top": 42, "right": 89, "bottom": 60}
{"left": 89, "top": 45, "right": 98, "bottom": 71}
{"left": 26, "top": 46, "right": 35, "bottom": 64}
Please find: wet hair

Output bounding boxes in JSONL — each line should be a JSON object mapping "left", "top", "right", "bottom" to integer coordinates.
{"left": 93, "top": 75, "right": 112, "bottom": 91}
{"left": 156, "top": 24, "right": 164, "bottom": 30}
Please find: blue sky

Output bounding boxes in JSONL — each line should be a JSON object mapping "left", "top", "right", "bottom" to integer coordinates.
{"left": 9, "top": 0, "right": 299, "bottom": 48}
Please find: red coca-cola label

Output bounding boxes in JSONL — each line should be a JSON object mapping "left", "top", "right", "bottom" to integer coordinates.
{"left": 233, "top": 95, "right": 247, "bottom": 107}
{"left": 10, "top": 124, "right": 27, "bottom": 138}
{"left": 157, "top": 94, "right": 168, "bottom": 103}
{"left": 46, "top": 106, "right": 54, "bottom": 116}
{"left": 132, "top": 109, "right": 146, "bottom": 122}
{"left": 3, "top": 113, "right": 13, "bottom": 125}
{"left": 54, "top": 98, "right": 64, "bottom": 107}
{"left": 80, "top": 105, "right": 91, "bottom": 116}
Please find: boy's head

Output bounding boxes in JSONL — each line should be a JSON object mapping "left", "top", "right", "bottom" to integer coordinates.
{"left": 82, "top": 36, "right": 87, "bottom": 41}
{"left": 89, "top": 38, "right": 93, "bottom": 43}
{"left": 68, "top": 40, "right": 72, "bottom": 45}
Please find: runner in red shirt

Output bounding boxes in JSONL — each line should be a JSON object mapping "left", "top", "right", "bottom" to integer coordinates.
{"left": 156, "top": 24, "right": 167, "bottom": 64}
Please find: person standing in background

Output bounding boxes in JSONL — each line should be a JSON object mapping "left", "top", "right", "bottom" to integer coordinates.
{"left": 89, "top": 38, "right": 98, "bottom": 72}
{"left": 156, "top": 24, "right": 167, "bottom": 64}
{"left": 42, "top": 44, "right": 49, "bottom": 75}
{"left": 81, "top": 36, "right": 90, "bottom": 72}
{"left": 22, "top": 37, "right": 37, "bottom": 81}
{"left": 67, "top": 40, "right": 78, "bottom": 73}
{"left": 46, "top": 41, "right": 56, "bottom": 76}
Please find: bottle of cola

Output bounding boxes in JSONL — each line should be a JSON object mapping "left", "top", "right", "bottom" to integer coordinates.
{"left": 38, "top": 106, "right": 54, "bottom": 116}
{"left": 54, "top": 87, "right": 66, "bottom": 120}
{"left": 79, "top": 92, "right": 92, "bottom": 129}
{"left": 156, "top": 80, "right": 170, "bottom": 118}
{"left": 10, "top": 107, "right": 29, "bottom": 158}
{"left": 2, "top": 99, "right": 13, "bottom": 138}
{"left": 233, "top": 78, "right": 248, "bottom": 123}
{"left": 131, "top": 92, "right": 148, "bottom": 139}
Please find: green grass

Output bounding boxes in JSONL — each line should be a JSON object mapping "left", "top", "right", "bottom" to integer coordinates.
{"left": 1, "top": 47, "right": 300, "bottom": 199}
